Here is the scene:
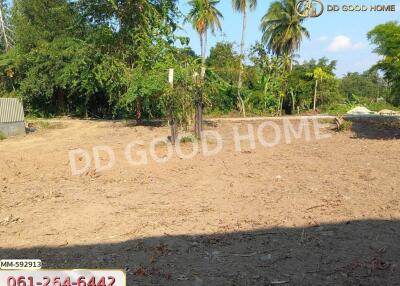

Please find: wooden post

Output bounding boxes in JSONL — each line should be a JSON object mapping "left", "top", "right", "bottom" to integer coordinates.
{"left": 168, "top": 68, "right": 177, "bottom": 145}
{"left": 168, "top": 68, "right": 174, "bottom": 88}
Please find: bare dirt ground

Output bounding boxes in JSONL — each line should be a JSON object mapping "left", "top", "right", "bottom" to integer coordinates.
{"left": 0, "top": 118, "right": 400, "bottom": 285}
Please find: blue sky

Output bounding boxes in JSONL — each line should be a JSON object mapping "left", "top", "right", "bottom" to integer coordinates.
{"left": 6, "top": 0, "right": 399, "bottom": 76}
{"left": 178, "top": 0, "right": 400, "bottom": 76}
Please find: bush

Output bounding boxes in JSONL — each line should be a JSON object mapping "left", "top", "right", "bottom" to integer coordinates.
{"left": 338, "top": 120, "right": 353, "bottom": 132}
{"left": 323, "top": 103, "right": 354, "bottom": 115}
{"left": 366, "top": 102, "right": 400, "bottom": 112}
{"left": 180, "top": 135, "right": 196, "bottom": 144}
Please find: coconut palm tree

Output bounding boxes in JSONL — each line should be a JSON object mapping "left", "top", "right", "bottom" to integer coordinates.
{"left": 187, "top": 0, "right": 223, "bottom": 138}
{"left": 260, "top": 0, "right": 309, "bottom": 68}
{"left": 187, "top": 0, "right": 223, "bottom": 78}
{"left": 232, "top": 0, "right": 257, "bottom": 117}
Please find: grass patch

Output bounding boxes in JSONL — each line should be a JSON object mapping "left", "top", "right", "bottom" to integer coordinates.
{"left": 0, "top": 131, "right": 6, "bottom": 140}
{"left": 366, "top": 102, "right": 400, "bottom": 113}
{"left": 28, "top": 120, "right": 67, "bottom": 130}
{"left": 324, "top": 102, "right": 400, "bottom": 116}
{"left": 318, "top": 118, "right": 335, "bottom": 124}
{"left": 180, "top": 135, "right": 196, "bottom": 144}
{"left": 324, "top": 104, "right": 353, "bottom": 116}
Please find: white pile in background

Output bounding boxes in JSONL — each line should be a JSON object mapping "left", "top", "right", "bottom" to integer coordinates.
{"left": 347, "top": 106, "right": 377, "bottom": 115}
{"left": 379, "top": 109, "right": 400, "bottom": 115}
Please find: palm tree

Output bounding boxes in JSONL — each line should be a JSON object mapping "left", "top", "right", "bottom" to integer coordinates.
{"left": 260, "top": 0, "right": 310, "bottom": 69}
{"left": 232, "top": 0, "right": 257, "bottom": 117}
{"left": 187, "top": 0, "right": 223, "bottom": 138}
{"left": 187, "top": 0, "right": 223, "bottom": 78}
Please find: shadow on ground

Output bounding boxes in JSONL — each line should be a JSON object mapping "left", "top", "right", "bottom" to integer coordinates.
{"left": 350, "top": 119, "right": 400, "bottom": 140}
{"left": 1, "top": 220, "right": 399, "bottom": 285}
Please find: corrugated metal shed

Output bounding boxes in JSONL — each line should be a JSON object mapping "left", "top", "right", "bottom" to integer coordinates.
{"left": 0, "top": 98, "right": 25, "bottom": 137}
{"left": 0, "top": 98, "right": 25, "bottom": 123}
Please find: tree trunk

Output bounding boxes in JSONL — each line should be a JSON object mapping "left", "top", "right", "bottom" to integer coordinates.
{"left": 313, "top": 79, "right": 318, "bottom": 111}
{"left": 200, "top": 31, "right": 206, "bottom": 78}
{"left": 195, "top": 31, "right": 206, "bottom": 139}
{"left": 169, "top": 108, "right": 177, "bottom": 145}
{"left": 136, "top": 96, "right": 142, "bottom": 124}
{"left": 291, "top": 90, "right": 295, "bottom": 114}
{"left": 237, "top": 9, "right": 247, "bottom": 117}
{"left": 277, "top": 95, "right": 281, "bottom": 116}
{"left": 0, "top": 8, "right": 10, "bottom": 51}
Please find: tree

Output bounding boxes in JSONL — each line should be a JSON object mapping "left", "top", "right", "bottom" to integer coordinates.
{"left": 368, "top": 21, "right": 400, "bottom": 105}
{"left": 207, "top": 41, "right": 239, "bottom": 83}
{"left": 309, "top": 67, "right": 332, "bottom": 111}
{"left": 260, "top": 0, "right": 309, "bottom": 67}
{"left": 232, "top": 0, "right": 257, "bottom": 117}
{"left": 187, "top": 0, "right": 223, "bottom": 138}
{"left": 0, "top": 0, "right": 13, "bottom": 52}
{"left": 78, "top": 0, "right": 180, "bottom": 121}
{"left": 12, "top": 0, "right": 79, "bottom": 53}
{"left": 187, "top": 0, "right": 223, "bottom": 76}
{"left": 340, "top": 71, "right": 388, "bottom": 104}
{"left": 2, "top": 0, "right": 182, "bottom": 119}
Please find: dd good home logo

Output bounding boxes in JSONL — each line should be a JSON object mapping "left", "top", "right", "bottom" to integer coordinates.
{"left": 296, "top": 0, "right": 324, "bottom": 18}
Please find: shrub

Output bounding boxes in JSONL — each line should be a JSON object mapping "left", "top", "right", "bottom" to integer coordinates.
{"left": 338, "top": 120, "right": 353, "bottom": 132}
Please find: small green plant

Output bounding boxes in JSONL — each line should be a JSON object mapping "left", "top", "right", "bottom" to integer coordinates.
{"left": 180, "top": 135, "right": 196, "bottom": 144}
{"left": 338, "top": 120, "right": 353, "bottom": 132}
{"left": 324, "top": 103, "right": 354, "bottom": 116}
{"left": 0, "top": 131, "right": 6, "bottom": 140}
{"left": 29, "top": 120, "right": 66, "bottom": 130}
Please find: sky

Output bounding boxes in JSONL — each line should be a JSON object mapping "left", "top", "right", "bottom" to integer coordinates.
{"left": 5, "top": 0, "right": 399, "bottom": 76}
{"left": 177, "top": 0, "right": 400, "bottom": 76}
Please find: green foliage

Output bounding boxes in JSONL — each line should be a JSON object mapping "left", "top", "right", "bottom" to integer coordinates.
{"left": 0, "top": 131, "right": 6, "bottom": 140}
{"left": 338, "top": 120, "right": 352, "bottom": 132}
{"left": 207, "top": 42, "right": 239, "bottom": 84}
{"left": 0, "top": 0, "right": 397, "bottom": 123}
{"left": 260, "top": 0, "right": 309, "bottom": 57}
{"left": 324, "top": 103, "right": 353, "bottom": 116}
{"left": 186, "top": 0, "right": 223, "bottom": 35}
{"left": 341, "top": 71, "right": 389, "bottom": 104}
{"left": 245, "top": 89, "right": 279, "bottom": 115}
{"left": 368, "top": 21, "right": 400, "bottom": 106}
{"left": 366, "top": 101, "right": 400, "bottom": 112}
{"left": 180, "top": 135, "right": 196, "bottom": 143}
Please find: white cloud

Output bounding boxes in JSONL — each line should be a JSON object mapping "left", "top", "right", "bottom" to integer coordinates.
{"left": 326, "top": 35, "right": 366, "bottom": 52}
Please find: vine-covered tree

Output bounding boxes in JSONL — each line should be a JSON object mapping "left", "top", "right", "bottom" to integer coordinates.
{"left": 187, "top": 0, "right": 223, "bottom": 137}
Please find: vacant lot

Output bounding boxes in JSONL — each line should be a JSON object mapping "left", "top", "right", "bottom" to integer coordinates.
{"left": 1, "top": 118, "right": 399, "bottom": 285}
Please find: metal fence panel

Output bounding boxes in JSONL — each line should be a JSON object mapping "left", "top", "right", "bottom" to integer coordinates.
{"left": 0, "top": 98, "right": 25, "bottom": 123}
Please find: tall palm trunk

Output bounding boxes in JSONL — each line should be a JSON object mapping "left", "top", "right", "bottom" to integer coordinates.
{"left": 237, "top": 9, "right": 247, "bottom": 117}
{"left": 195, "top": 30, "right": 206, "bottom": 138}
{"left": 200, "top": 31, "right": 206, "bottom": 74}
{"left": 289, "top": 56, "right": 295, "bottom": 114}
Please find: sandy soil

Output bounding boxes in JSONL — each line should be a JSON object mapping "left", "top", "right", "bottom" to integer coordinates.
{"left": 0, "top": 118, "right": 399, "bottom": 285}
